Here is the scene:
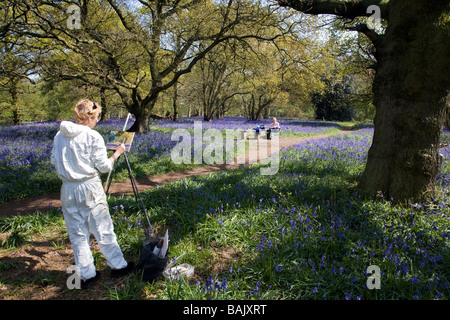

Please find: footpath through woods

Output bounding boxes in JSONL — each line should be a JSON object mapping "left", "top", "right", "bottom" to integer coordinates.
{"left": 0, "top": 130, "right": 352, "bottom": 217}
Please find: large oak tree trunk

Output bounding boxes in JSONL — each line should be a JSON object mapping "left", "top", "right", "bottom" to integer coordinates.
{"left": 358, "top": 0, "right": 450, "bottom": 202}
{"left": 359, "top": 79, "right": 447, "bottom": 202}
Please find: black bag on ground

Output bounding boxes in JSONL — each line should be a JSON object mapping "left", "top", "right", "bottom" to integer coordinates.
{"left": 134, "top": 238, "right": 169, "bottom": 282}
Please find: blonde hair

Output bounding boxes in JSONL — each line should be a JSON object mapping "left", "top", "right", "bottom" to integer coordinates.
{"left": 74, "top": 99, "right": 101, "bottom": 123}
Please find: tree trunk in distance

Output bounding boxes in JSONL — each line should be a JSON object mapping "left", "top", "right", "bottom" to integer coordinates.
{"left": 127, "top": 100, "right": 154, "bottom": 133}
{"left": 100, "top": 86, "right": 107, "bottom": 121}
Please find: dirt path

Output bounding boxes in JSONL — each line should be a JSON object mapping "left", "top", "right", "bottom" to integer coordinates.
{"left": 0, "top": 131, "right": 350, "bottom": 217}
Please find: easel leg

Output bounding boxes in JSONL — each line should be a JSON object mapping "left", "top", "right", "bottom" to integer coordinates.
{"left": 123, "top": 153, "right": 154, "bottom": 237}
{"left": 104, "top": 153, "right": 154, "bottom": 237}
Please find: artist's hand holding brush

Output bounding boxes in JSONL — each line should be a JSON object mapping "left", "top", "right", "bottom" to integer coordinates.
{"left": 110, "top": 143, "right": 126, "bottom": 164}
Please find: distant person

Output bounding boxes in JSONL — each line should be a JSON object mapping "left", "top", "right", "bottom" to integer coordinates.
{"left": 267, "top": 117, "right": 280, "bottom": 129}
{"left": 266, "top": 117, "right": 281, "bottom": 139}
{"left": 253, "top": 118, "right": 280, "bottom": 133}
{"left": 51, "top": 99, "right": 134, "bottom": 289}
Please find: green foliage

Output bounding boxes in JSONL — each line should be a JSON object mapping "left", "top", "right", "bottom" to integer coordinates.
{"left": 107, "top": 273, "right": 147, "bottom": 300}
{"left": 312, "top": 76, "right": 355, "bottom": 121}
{"left": 0, "top": 209, "right": 63, "bottom": 234}
{"left": 0, "top": 0, "right": 367, "bottom": 124}
{"left": 1, "top": 231, "right": 26, "bottom": 249}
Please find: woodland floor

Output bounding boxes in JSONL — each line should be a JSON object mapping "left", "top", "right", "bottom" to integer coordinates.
{"left": 0, "top": 131, "right": 351, "bottom": 300}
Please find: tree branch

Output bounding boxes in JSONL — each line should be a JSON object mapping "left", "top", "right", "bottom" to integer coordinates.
{"left": 346, "top": 22, "right": 379, "bottom": 45}
{"left": 276, "top": 0, "right": 389, "bottom": 20}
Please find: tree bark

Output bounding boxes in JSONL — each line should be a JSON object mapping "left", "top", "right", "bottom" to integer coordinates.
{"left": 11, "top": 79, "right": 21, "bottom": 125}
{"left": 173, "top": 80, "right": 179, "bottom": 122}
{"left": 100, "top": 86, "right": 107, "bottom": 121}
{"left": 278, "top": 0, "right": 388, "bottom": 19}
{"left": 127, "top": 112, "right": 151, "bottom": 133}
{"left": 358, "top": 0, "right": 450, "bottom": 202}
{"left": 127, "top": 105, "right": 152, "bottom": 133}
{"left": 445, "top": 93, "right": 450, "bottom": 130}
{"left": 278, "top": 0, "right": 450, "bottom": 203}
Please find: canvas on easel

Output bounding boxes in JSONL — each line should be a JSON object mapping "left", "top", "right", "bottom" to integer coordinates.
{"left": 106, "top": 131, "right": 135, "bottom": 152}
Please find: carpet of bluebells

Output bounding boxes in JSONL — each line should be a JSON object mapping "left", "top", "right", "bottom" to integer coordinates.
{"left": 0, "top": 118, "right": 178, "bottom": 203}
{"left": 1, "top": 117, "right": 449, "bottom": 300}
{"left": 0, "top": 117, "right": 340, "bottom": 203}
{"left": 125, "top": 127, "right": 450, "bottom": 300}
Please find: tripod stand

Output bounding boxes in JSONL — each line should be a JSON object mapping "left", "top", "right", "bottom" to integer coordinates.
{"left": 104, "top": 151, "right": 154, "bottom": 237}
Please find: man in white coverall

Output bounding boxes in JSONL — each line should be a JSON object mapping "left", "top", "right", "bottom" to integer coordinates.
{"left": 51, "top": 99, "right": 134, "bottom": 289}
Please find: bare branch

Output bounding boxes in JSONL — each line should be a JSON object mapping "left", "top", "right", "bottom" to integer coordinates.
{"left": 346, "top": 22, "right": 379, "bottom": 44}
{"left": 276, "top": 0, "right": 389, "bottom": 20}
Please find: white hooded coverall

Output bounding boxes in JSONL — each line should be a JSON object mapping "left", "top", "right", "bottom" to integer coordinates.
{"left": 51, "top": 121, "right": 127, "bottom": 280}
